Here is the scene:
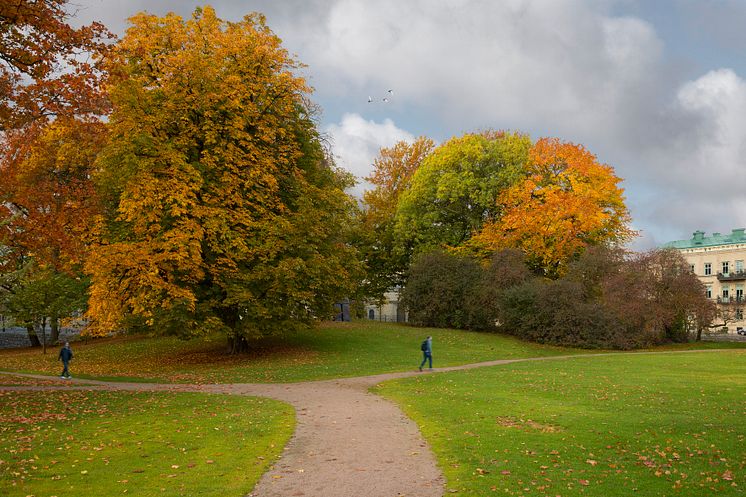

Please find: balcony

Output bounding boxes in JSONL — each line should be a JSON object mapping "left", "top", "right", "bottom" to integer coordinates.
{"left": 717, "top": 296, "right": 745, "bottom": 305}
{"left": 716, "top": 271, "right": 746, "bottom": 281}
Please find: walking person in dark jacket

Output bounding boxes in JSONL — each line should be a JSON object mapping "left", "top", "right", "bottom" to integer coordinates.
{"left": 58, "top": 342, "right": 73, "bottom": 379}
{"left": 419, "top": 336, "right": 432, "bottom": 371}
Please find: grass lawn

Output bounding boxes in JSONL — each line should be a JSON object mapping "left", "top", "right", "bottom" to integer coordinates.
{"left": 0, "top": 390, "right": 294, "bottom": 497}
{"left": 0, "top": 321, "right": 594, "bottom": 383}
{"left": 376, "top": 350, "right": 746, "bottom": 497}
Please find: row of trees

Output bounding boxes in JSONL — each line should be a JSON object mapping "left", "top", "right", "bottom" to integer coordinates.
{"left": 401, "top": 248, "right": 714, "bottom": 349}
{"left": 357, "top": 130, "right": 635, "bottom": 302}
{"left": 1, "top": 3, "right": 358, "bottom": 352}
{"left": 356, "top": 131, "right": 719, "bottom": 347}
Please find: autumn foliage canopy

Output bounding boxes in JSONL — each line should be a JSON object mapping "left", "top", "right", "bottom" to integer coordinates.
{"left": 472, "top": 138, "right": 634, "bottom": 277}
{"left": 84, "top": 8, "right": 358, "bottom": 347}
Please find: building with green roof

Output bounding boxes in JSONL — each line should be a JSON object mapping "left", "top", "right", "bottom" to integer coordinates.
{"left": 664, "top": 228, "right": 746, "bottom": 335}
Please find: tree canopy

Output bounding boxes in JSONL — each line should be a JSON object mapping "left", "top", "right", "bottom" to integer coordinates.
{"left": 85, "top": 7, "right": 359, "bottom": 349}
{"left": 472, "top": 138, "right": 634, "bottom": 277}
{"left": 395, "top": 131, "right": 531, "bottom": 253}
{"left": 0, "top": 0, "right": 111, "bottom": 129}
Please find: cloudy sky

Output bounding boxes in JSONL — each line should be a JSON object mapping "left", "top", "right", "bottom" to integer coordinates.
{"left": 69, "top": 0, "right": 746, "bottom": 249}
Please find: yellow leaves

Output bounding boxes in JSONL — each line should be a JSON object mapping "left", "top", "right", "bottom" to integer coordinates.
{"left": 84, "top": 6, "right": 357, "bottom": 338}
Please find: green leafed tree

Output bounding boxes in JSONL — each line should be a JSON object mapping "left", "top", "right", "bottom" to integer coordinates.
{"left": 86, "top": 7, "right": 360, "bottom": 352}
{"left": 1, "top": 262, "right": 87, "bottom": 353}
{"left": 394, "top": 131, "right": 531, "bottom": 257}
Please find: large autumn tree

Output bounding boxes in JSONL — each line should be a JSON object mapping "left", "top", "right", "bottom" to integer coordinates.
{"left": 472, "top": 138, "right": 634, "bottom": 277}
{"left": 0, "top": 0, "right": 110, "bottom": 347}
{"left": 86, "top": 7, "right": 358, "bottom": 352}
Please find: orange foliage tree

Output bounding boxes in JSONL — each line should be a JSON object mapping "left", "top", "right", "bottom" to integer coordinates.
{"left": 0, "top": 118, "right": 105, "bottom": 344}
{"left": 472, "top": 138, "right": 634, "bottom": 277}
{"left": 0, "top": 0, "right": 111, "bottom": 129}
{"left": 1, "top": 119, "right": 106, "bottom": 269}
{"left": 363, "top": 137, "right": 435, "bottom": 229}
{"left": 86, "top": 8, "right": 359, "bottom": 351}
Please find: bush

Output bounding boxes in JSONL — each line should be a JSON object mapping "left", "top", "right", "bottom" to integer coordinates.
{"left": 499, "top": 247, "right": 713, "bottom": 349}
{"left": 401, "top": 246, "right": 712, "bottom": 350}
{"left": 400, "top": 251, "right": 484, "bottom": 329}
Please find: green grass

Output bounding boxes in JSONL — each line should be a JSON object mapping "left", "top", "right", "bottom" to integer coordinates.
{"left": 0, "top": 390, "right": 294, "bottom": 497}
{"left": 375, "top": 350, "right": 746, "bottom": 497}
{"left": 0, "top": 321, "right": 595, "bottom": 383}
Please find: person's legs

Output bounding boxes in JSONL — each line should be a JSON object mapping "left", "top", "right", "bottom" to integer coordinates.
{"left": 62, "top": 360, "right": 70, "bottom": 378}
{"left": 419, "top": 353, "right": 428, "bottom": 371}
{"left": 427, "top": 353, "right": 432, "bottom": 369}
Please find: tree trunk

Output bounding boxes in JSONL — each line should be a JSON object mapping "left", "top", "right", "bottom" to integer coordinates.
{"left": 696, "top": 327, "right": 703, "bottom": 341}
{"left": 226, "top": 335, "right": 249, "bottom": 354}
{"left": 26, "top": 324, "right": 41, "bottom": 347}
{"left": 39, "top": 317, "right": 47, "bottom": 354}
{"left": 50, "top": 315, "right": 60, "bottom": 344}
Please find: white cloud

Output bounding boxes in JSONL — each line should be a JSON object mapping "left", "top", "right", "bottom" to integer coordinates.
{"left": 324, "top": 113, "right": 415, "bottom": 197}
{"left": 290, "top": 0, "right": 664, "bottom": 141}
{"left": 630, "top": 68, "right": 746, "bottom": 245}
{"left": 676, "top": 69, "right": 746, "bottom": 185}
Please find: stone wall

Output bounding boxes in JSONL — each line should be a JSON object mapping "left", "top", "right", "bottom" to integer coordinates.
{"left": 0, "top": 327, "right": 80, "bottom": 349}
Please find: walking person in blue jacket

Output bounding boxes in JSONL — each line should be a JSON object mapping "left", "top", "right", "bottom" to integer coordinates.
{"left": 58, "top": 342, "right": 73, "bottom": 379}
{"left": 419, "top": 336, "right": 432, "bottom": 371}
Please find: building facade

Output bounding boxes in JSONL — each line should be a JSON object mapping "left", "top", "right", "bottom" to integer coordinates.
{"left": 364, "top": 290, "right": 407, "bottom": 323}
{"left": 664, "top": 228, "right": 746, "bottom": 334}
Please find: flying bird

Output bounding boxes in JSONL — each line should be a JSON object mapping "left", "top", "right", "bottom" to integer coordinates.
{"left": 367, "top": 89, "right": 394, "bottom": 104}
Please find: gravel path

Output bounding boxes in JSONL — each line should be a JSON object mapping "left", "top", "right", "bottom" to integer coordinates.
{"left": 0, "top": 349, "right": 729, "bottom": 497}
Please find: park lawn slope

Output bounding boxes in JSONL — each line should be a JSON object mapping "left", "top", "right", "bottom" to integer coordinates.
{"left": 0, "top": 321, "right": 590, "bottom": 383}
{"left": 0, "top": 390, "right": 294, "bottom": 497}
{"left": 376, "top": 350, "right": 746, "bottom": 497}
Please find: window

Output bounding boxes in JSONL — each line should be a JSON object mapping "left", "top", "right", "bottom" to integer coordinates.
{"left": 737, "top": 260, "right": 744, "bottom": 273}
{"left": 723, "top": 288, "right": 730, "bottom": 299}
{"left": 689, "top": 264, "right": 696, "bottom": 273}
{"left": 704, "top": 263, "right": 712, "bottom": 276}
{"left": 737, "top": 309, "right": 744, "bottom": 320}
{"left": 706, "top": 285, "right": 712, "bottom": 299}
{"left": 737, "top": 286, "right": 744, "bottom": 302}
{"left": 723, "top": 261, "right": 730, "bottom": 275}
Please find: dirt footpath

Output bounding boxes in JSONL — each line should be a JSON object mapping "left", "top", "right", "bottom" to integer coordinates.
{"left": 230, "top": 377, "right": 444, "bottom": 497}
